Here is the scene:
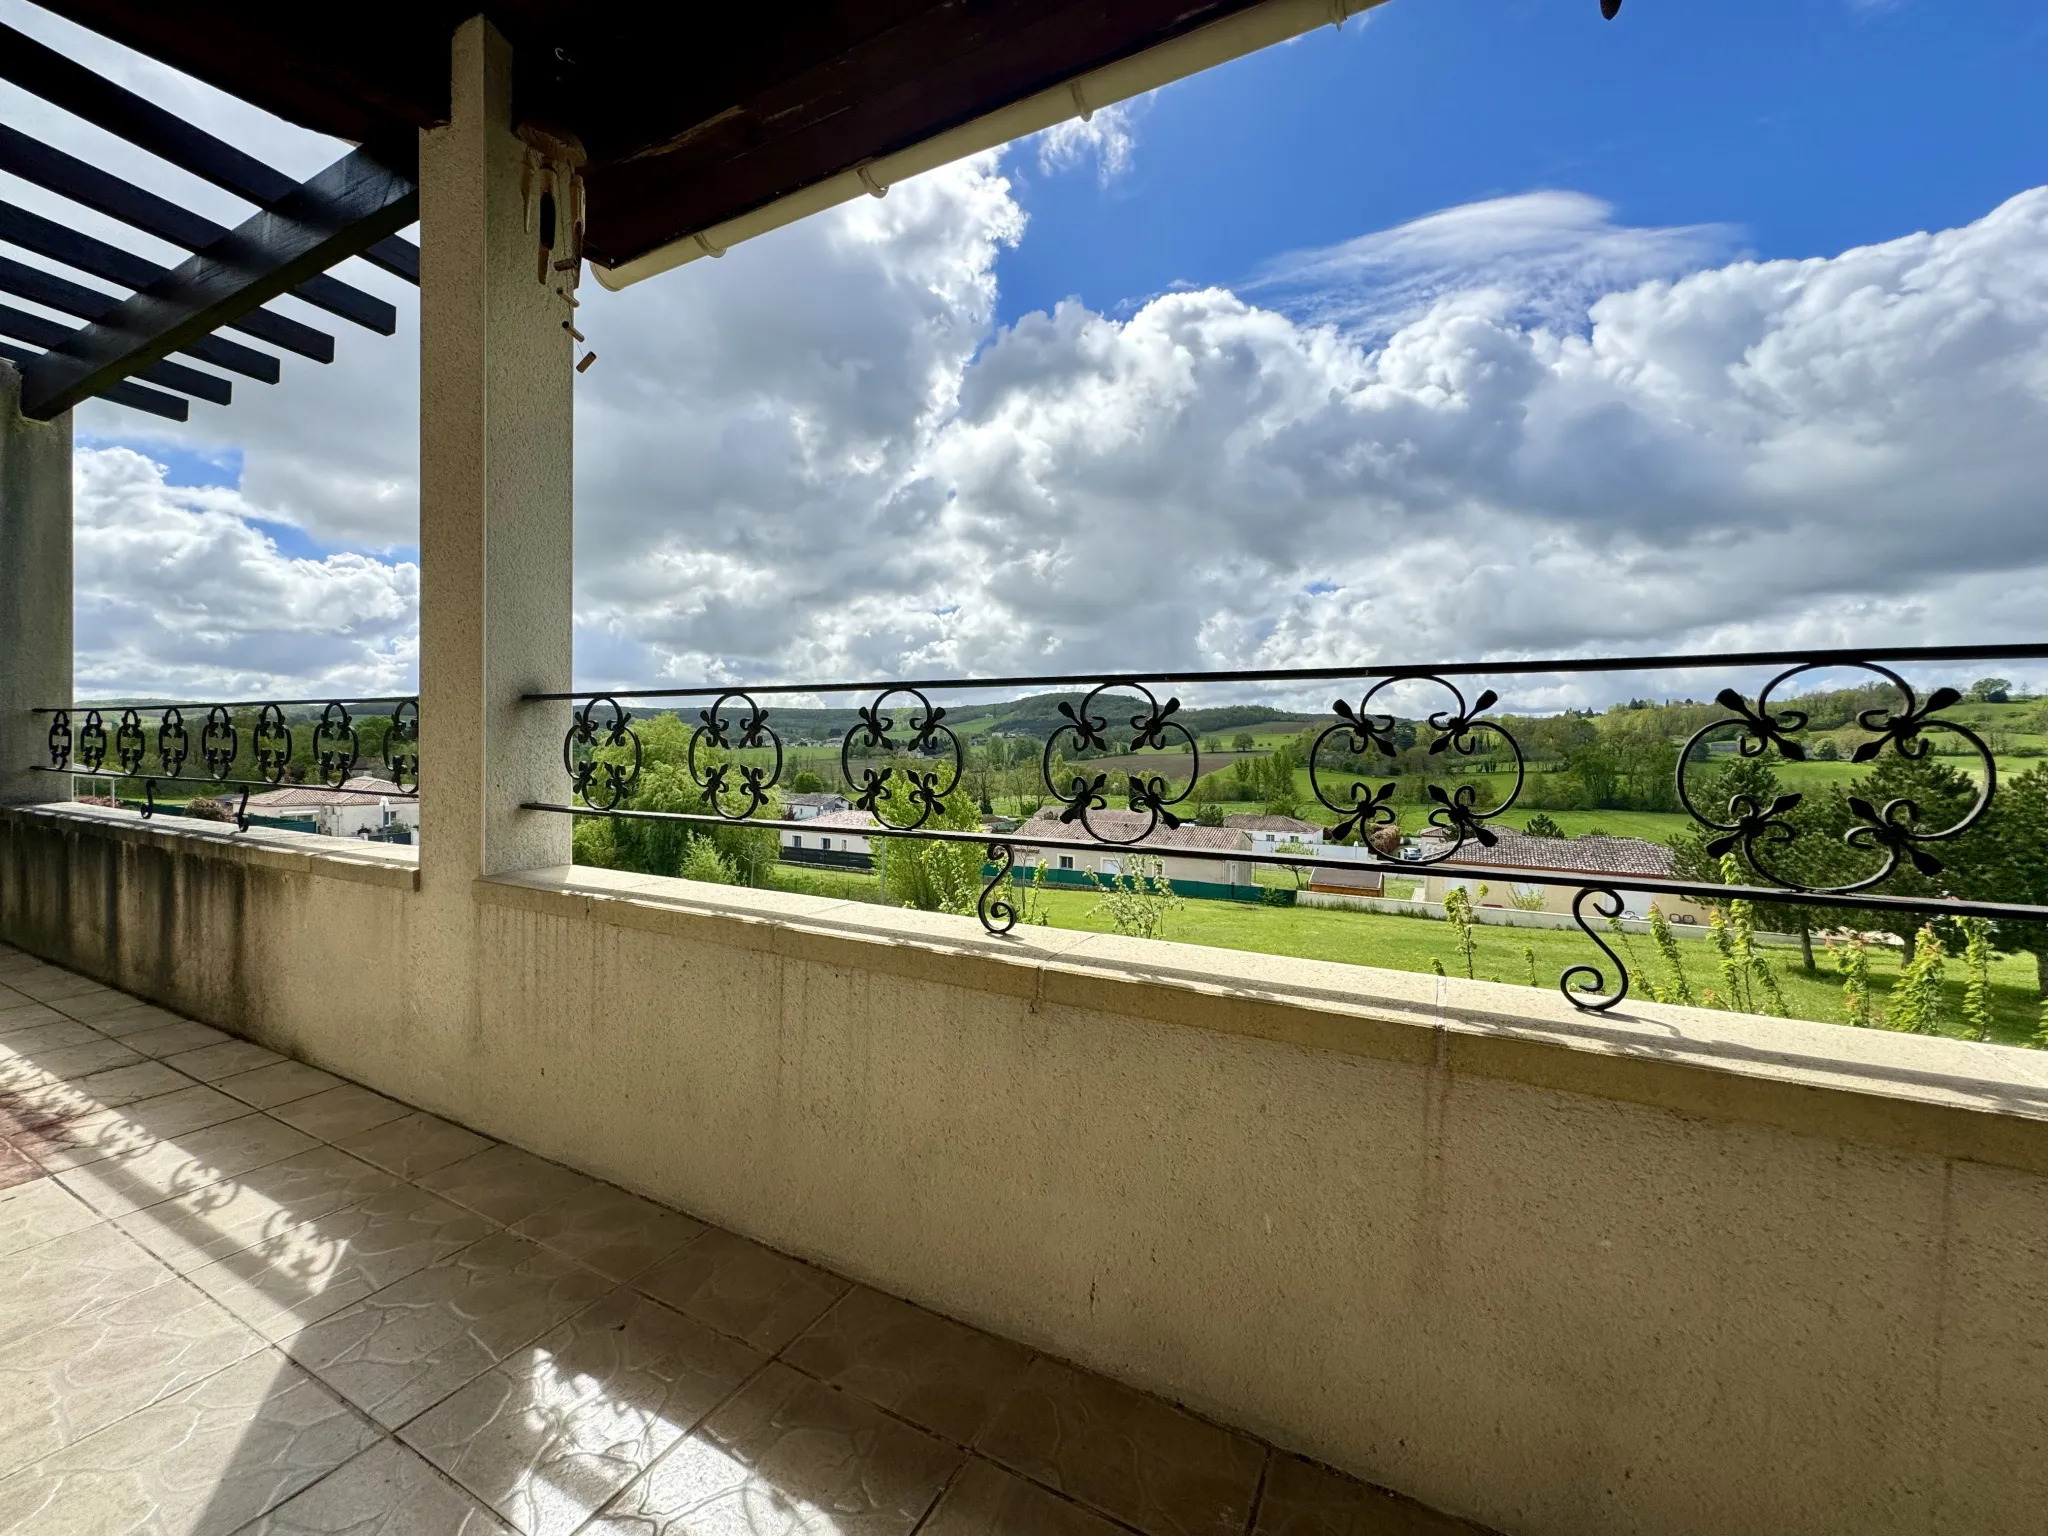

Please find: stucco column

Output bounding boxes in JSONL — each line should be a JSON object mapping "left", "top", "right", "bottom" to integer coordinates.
{"left": 413, "top": 18, "right": 573, "bottom": 1050}
{"left": 0, "top": 361, "right": 72, "bottom": 808}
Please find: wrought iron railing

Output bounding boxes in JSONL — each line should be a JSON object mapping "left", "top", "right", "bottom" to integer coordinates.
{"left": 33, "top": 696, "right": 418, "bottom": 828}
{"left": 524, "top": 645, "right": 2048, "bottom": 1014}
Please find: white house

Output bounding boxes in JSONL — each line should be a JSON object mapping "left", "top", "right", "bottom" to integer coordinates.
{"left": 1223, "top": 813, "right": 1324, "bottom": 854}
{"left": 240, "top": 775, "right": 419, "bottom": 842}
{"left": 779, "top": 808, "right": 877, "bottom": 868}
{"left": 1015, "top": 807, "right": 1254, "bottom": 889}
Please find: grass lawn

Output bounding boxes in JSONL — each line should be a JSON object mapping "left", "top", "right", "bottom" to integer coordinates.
{"left": 761, "top": 862, "right": 2046, "bottom": 1048}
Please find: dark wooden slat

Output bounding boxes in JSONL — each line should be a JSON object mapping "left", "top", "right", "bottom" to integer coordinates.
{"left": 20, "top": 145, "right": 416, "bottom": 420}
{"left": 0, "top": 337, "right": 186, "bottom": 419}
{"left": 0, "top": 255, "right": 281, "bottom": 383}
{"left": 0, "top": 20, "right": 421, "bottom": 286}
{"left": 0, "top": 301, "right": 230, "bottom": 403}
{"left": 0, "top": 200, "right": 334, "bottom": 362}
{"left": 0, "top": 124, "right": 397, "bottom": 332}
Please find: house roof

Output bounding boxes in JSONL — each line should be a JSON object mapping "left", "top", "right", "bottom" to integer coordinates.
{"left": 39, "top": 0, "right": 1387, "bottom": 281}
{"left": 785, "top": 792, "right": 849, "bottom": 808}
{"left": 1025, "top": 807, "right": 1250, "bottom": 853}
{"left": 1420, "top": 829, "right": 1675, "bottom": 879}
{"left": 792, "top": 810, "right": 881, "bottom": 833}
{"left": 1224, "top": 814, "right": 1323, "bottom": 834}
{"left": 241, "top": 775, "right": 408, "bottom": 811}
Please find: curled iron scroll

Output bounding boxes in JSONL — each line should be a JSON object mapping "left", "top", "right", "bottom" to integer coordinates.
{"left": 383, "top": 700, "right": 419, "bottom": 792}
{"left": 565, "top": 696, "right": 640, "bottom": 810}
{"left": 1310, "top": 676, "right": 1522, "bottom": 860}
{"left": 46, "top": 710, "right": 72, "bottom": 770}
{"left": 689, "top": 692, "right": 780, "bottom": 820}
{"left": 842, "top": 688, "right": 962, "bottom": 831}
{"left": 1676, "top": 660, "right": 1993, "bottom": 895}
{"left": 156, "top": 708, "right": 189, "bottom": 779}
{"left": 312, "top": 703, "right": 360, "bottom": 787}
{"left": 253, "top": 705, "right": 293, "bottom": 783}
{"left": 1560, "top": 887, "right": 1629, "bottom": 1013}
{"left": 1041, "top": 681, "right": 1196, "bottom": 845}
{"left": 978, "top": 843, "right": 1018, "bottom": 935}
{"left": 201, "top": 707, "right": 237, "bottom": 781}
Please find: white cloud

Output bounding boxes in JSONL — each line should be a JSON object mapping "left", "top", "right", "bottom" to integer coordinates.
{"left": 1033, "top": 103, "right": 1138, "bottom": 185}
{"left": 18, "top": 0, "right": 2045, "bottom": 710}
{"left": 72, "top": 448, "right": 417, "bottom": 699}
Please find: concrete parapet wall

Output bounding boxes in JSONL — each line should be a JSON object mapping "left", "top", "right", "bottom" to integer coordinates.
{"left": 5, "top": 802, "right": 2047, "bottom": 1536}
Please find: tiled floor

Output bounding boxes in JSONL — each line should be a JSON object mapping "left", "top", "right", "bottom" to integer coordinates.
{"left": 0, "top": 942, "right": 1499, "bottom": 1536}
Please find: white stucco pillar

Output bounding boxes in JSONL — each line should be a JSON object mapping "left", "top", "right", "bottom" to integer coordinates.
{"left": 0, "top": 361, "right": 72, "bottom": 808}
{"left": 413, "top": 18, "right": 574, "bottom": 1046}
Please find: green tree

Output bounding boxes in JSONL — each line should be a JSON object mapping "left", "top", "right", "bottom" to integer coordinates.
{"left": 1232, "top": 732, "right": 1256, "bottom": 752}
{"left": 1889, "top": 925, "right": 1949, "bottom": 1034}
{"left": 1522, "top": 813, "right": 1566, "bottom": 838}
{"left": 1949, "top": 763, "right": 2048, "bottom": 1000}
{"left": 877, "top": 776, "right": 984, "bottom": 914}
{"left": 1829, "top": 933, "right": 1873, "bottom": 1027}
{"left": 1089, "top": 855, "right": 1183, "bottom": 940}
{"left": 1958, "top": 917, "right": 1994, "bottom": 1041}
{"left": 1647, "top": 904, "right": 1695, "bottom": 1007}
{"left": 789, "top": 768, "right": 826, "bottom": 794}
{"left": 1443, "top": 884, "right": 1484, "bottom": 979}
{"left": 1968, "top": 677, "right": 2012, "bottom": 703}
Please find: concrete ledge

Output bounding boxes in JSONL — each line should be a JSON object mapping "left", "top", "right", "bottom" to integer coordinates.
{"left": 1, "top": 801, "right": 419, "bottom": 891}
{"left": 482, "top": 862, "right": 2048, "bottom": 1176}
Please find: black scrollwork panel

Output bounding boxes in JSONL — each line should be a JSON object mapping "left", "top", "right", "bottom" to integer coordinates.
{"left": 1677, "top": 661, "right": 1993, "bottom": 895}
{"left": 253, "top": 705, "right": 293, "bottom": 784}
{"left": 565, "top": 696, "right": 640, "bottom": 810}
{"left": 842, "top": 688, "right": 962, "bottom": 830}
{"left": 201, "top": 707, "right": 238, "bottom": 780}
{"left": 77, "top": 710, "right": 108, "bottom": 773}
{"left": 312, "top": 703, "right": 360, "bottom": 787}
{"left": 383, "top": 700, "right": 419, "bottom": 792}
{"left": 1310, "top": 677, "right": 1522, "bottom": 860}
{"left": 1561, "top": 887, "right": 1629, "bottom": 1012}
{"left": 114, "top": 708, "right": 146, "bottom": 776}
{"left": 46, "top": 710, "right": 71, "bottom": 770}
{"left": 978, "top": 842, "right": 1018, "bottom": 934}
{"left": 156, "top": 707, "right": 190, "bottom": 779}
{"left": 689, "top": 692, "right": 780, "bottom": 820}
{"left": 1039, "top": 682, "right": 1198, "bottom": 845}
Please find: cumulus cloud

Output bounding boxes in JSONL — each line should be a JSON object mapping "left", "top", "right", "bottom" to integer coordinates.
{"left": 1033, "top": 103, "right": 1139, "bottom": 185}
{"left": 73, "top": 449, "right": 416, "bottom": 699}
{"left": 21, "top": 0, "right": 2046, "bottom": 709}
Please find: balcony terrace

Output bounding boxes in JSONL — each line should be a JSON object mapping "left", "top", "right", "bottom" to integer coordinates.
{"left": 3, "top": 4, "right": 2048, "bottom": 1535}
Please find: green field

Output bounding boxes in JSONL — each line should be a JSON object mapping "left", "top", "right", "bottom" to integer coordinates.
{"left": 765, "top": 863, "right": 2045, "bottom": 1047}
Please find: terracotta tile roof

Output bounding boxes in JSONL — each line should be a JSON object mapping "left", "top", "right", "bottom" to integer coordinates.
{"left": 1420, "top": 828, "right": 1675, "bottom": 878}
{"left": 791, "top": 810, "right": 881, "bottom": 832}
{"left": 1224, "top": 814, "right": 1323, "bottom": 834}
{"left": 1024, "top": 807, "right": 1250, "bottom": 852}
{"left": 240, "top": 775, "right": 409, "bottom": 810}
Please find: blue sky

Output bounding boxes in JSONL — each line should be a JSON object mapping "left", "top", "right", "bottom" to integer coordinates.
{"left": 997, "top": 0, "right": 2048, "bottom": 326}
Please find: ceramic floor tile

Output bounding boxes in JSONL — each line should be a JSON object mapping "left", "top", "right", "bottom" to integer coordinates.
{"left": 45, "top": 987, "right": 161, "bottom": 1024}
{"left": 635, "top": 1228, "right": 848, "bottom": 1353}
{"left": 87, "top": 1002, "right": 193, "bottom": 1038}
{"left": 0, "top": 1141, "right": 41, "bottom": 1191}
{"left": 419, "top": 1143, "right": 599, "bottom": 1226}
{"left": 55, "top": 1111, "right": 317, "bottom": 1219}
{"left": 783, "top": 1286, "right": 1034, "bottom": 1444}
{"left": 0, "top": 1002, "right": 69, "bottom": 1037}
{"left": 0, "top": 1018, "right": 104, "bottom": 1057}
{"left": 286, "top": 1231, "right": 613, "bottom": 1429}
{"left": 0, "top": 1350, "right": 381, "bottom": 1536}
{"left": 243, "top": 1438, "right": 516, "bottom": 1535}
{"left": 113, "top": 1144, "right": 402, "bottom": 1275}
{"left": 0, "top": 1269, "right": 267, "bottom": 1481}
{"left": 585, "top": 1362, "right": 960, "bottom": 1536}
{"left": 121, "top": 1019, "right": 235, "bottom": 1059}
{"left": 7, "top": 971, "right": 112, "bottom": 1004}
{"left": 1251, "top": 1456, "right": 1499, "bottom": 1535}
{"left": 335, "top": 1110, "right": 493, "bottom": 1181}
{"left": 0, "top": 1175, "right": 102, "bottom": 1257}
{"left": 170, "top": 1038, "right": 289, "bottom": 1082}
{"left": 920, "top": 1457, "right": 1131, "bottom": 1536}
{"left": 0, "top": 1220, "right": 173, "bottom": 1348}
{"left": 976, "top": 1358, "right": 1265, "bottom": 1536}
{"left": 185, "top": 1184, "right": 496, "bottom": 1341}
{"left": 11, "top": 1035, "right": 144, "bottom": 1084}
{"left": 402, "top": 1286, "right": 765, "bottom": 1536}
{"left": 512, "top": 1182, "right": 702, "bottom": 1281}
{"left": 272, "top": 1084, "right": 414, "bottom": 1143}
{"left": 216, "top": 1060, "right": 348, "bottom": 1111}
{"left": 21, "top": 1083, "right": 252, "bottom": 1174}
{"left": 60, "top": 1055, "right": 206, "bottom": 1110}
